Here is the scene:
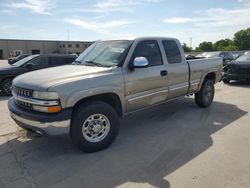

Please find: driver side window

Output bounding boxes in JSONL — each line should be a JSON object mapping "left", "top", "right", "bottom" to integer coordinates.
{"left": 132, "top": 40, "right": 163, "bottom": 66}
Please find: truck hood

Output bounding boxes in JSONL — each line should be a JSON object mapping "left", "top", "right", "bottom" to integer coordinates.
{"left": 13, "top": 65, "right": 112, "bottom": 91}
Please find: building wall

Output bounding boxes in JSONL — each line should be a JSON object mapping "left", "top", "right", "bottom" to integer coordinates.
{"left": 58, "top": 41, "right": 92, "bottom": 55}
{"left": 0, "top": 39, "right": 93, "bottom": 59}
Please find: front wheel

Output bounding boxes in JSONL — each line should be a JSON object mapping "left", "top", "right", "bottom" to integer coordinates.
{"left": 195, "top": 79, "right": 215, "bottom": 108}
{"left": 1, "top": 78, "right": 13, "bottom": 96}
{"left": 70, "top": 101, "right": 120, "bottom": 153}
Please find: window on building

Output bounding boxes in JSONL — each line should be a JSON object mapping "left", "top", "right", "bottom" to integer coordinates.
{"left": 85, "top": 44, "right": 88, "bottom": 48}
{"left": 68, "top": 44, "right": 72, "bottom": 48}
{"left": 59, "top": 45, "right": 61, "bottom": 48}
{"left": 76, "top": 44, "right": 80, "bottom": 48}
{"left": 62, "top": 44, "right": 65, "bottom": 48}
{"left": 0, "top": 50, "right": 3, "bottom": 59}
{"left": 31, "top": 49, "right": 40, "bottom": 55}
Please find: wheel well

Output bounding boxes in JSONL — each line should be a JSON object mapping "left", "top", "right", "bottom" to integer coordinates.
{"left": 73, "top": 93, "right": 123, "bottom": 117}
{"left": 204, "top": 72, "right": 216, "bottom": 83}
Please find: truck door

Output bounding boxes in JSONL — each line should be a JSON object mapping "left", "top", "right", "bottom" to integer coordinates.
{"left": 161, "top": 39, "right": 189, "bottom": 99}
{"left": 123, "top": 40, "right": 169, "bottom": 112}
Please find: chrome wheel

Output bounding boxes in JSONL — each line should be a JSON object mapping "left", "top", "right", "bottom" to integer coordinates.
{"left": 82, "top": 114, "right": 110, "bottom": 143}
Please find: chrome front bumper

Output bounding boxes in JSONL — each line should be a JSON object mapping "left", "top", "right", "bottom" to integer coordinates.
{"left": 10, "top": 112, "right": 70, "bottom": 135}
{"left": 8, "top": 97, "right": 72, "bottom": 135}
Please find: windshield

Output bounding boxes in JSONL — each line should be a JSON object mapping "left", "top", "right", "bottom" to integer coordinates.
{"left": 74, "top": 40, "right": 133, "bottom": 67}
{"left": 13, "top": 55, "right": 38, "bottom": 66}
{"left": 236, "top": 54, "right": 250, "bottom": 62}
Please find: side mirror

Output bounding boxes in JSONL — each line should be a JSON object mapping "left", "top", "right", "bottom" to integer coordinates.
{"left": 132, "top": 57, "right": 149, "bottom": 69}
{"left": 25, "top": 63, "right": 34, "bottom": 70}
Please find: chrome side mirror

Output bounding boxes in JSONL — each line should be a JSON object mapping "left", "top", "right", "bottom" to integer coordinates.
{"left": 132, "top": 57, "right": 149, "bottom": 68}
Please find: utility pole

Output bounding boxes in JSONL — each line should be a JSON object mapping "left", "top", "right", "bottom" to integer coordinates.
{"left": 190, "top": 37, "right": 193, "bottom": 49}
{"left": 67, "top": 29, "right": 69, "bottom": 41}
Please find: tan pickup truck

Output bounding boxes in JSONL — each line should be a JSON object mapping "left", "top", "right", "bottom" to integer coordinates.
{"left": 8, "top": 37, "right": 222, "bottom": 152}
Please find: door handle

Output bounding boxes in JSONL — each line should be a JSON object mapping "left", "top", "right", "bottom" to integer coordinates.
{"left": 160, "top": 70, "right": 168, "bottom": 76}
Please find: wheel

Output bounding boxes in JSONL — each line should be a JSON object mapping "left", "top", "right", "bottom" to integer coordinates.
{"left": 223, "top": 78, "right": 230, "bottom": 84}
{"left": 1, "top": 78, "right": 13, "bottom": 96}
{"left": 195, "top": 79, "right": 215, "bottom": 108}
{"left": 70, "top": 101, "right": 120, "bottom": 153}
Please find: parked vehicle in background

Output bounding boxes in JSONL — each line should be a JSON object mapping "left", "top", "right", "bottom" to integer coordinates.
{"left": 196, "top": 51, "right": 234, "bottom": 66}
{"left": 8, "top": 37, "right": 222, "bottom": 152}
{"left": 10, "top": 50, "right": 23, "bottom": 57}
{"left": 185, "top": 54, "right": 197, "bottom": 60}
{"left": 0, "top": 54, "right": 77, "bottom": 95}
{"left": 8, "top": 54, "right": 30, "bottom": 65}
{"left": 8, "top": 50, "right": 24, "bottom": 63}
{"left": 223, "top": 54, "right": 250, "bottom": 83}
{"left": 231, "top": 52, "right": 245, "bottom": 60}
{"left": 244, "top": 51, "right": 250, "bottom": 55}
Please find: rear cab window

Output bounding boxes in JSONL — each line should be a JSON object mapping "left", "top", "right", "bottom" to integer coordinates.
{"left": 162, "top": 40, "right": 182, "bottom": 64}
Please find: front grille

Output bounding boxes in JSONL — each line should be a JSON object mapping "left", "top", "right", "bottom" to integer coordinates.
{"left": 13, "top": 86, "right": 33, "bottom": 110}
{"left": 13, "top": 86, "right": 33, "bottom": 98}
{"left": 15, "top": 99, "right": 33, "bottom": 110}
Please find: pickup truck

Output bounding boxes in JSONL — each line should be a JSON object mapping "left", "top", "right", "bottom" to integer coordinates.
{"left": 8, "top": 37, "right": 222, "bottom": 152}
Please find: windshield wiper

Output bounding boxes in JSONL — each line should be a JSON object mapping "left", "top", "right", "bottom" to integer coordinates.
{"left": 84, "top": 60, "right": 109, "bottom": 67}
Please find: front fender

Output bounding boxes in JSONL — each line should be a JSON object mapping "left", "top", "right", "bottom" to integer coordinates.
{"left": 66, "top": 86, "right": 125, "bottom": 112}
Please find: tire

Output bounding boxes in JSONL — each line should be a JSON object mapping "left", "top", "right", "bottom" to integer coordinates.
{"left": 70, "top": 101, "right": 120, "bottom": 153}
{"left": 223, "top": 78, "right": 230, "bottom": 84}
{"left": 1, "top": 78, "right": 13, "bottom": 96}
{"left": 195, "top": 79, "right": 215, "bottom": 108}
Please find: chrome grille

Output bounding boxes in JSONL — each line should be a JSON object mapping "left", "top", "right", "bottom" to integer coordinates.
{"left": 13, "top": 86, "right": 33, "bottom": 110}
{"left": 13, "top": 86, "right": 33, "bottom": 98}
{"left": 15, "top": 99, "right": 33, "bottom": 110}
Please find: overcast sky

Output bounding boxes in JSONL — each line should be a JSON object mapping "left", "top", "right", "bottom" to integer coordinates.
{"left": 0, "top": 0, "right": 250, "bottom": 47}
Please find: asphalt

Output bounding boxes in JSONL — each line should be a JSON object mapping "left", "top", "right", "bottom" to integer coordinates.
{"left": 0, "top": 60, "right": 250, "bottom": 188}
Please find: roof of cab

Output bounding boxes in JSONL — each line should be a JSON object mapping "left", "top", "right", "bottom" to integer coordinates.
{"left": 102, "top": 36, "right": 179, "bottom": 41}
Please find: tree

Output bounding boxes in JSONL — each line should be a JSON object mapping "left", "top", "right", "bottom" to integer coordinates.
{"left": 234, "top": 28, "right": 250, "bottom": 50}
{"left": 198, "top": 41, "right": 214, "bottom": 51}
{"left": 182, "top": 43, "right": 192, "bottom": 52}
{"left": 214, "top": 39, "right": 236, "bottom": 51}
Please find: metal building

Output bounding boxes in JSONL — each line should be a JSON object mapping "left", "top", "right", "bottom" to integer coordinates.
{"left": 0, "top": 39, "right": 93, "bottom": 59}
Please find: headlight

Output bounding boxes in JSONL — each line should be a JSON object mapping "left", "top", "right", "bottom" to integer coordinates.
{"left": 33, "top": 105, "right": 62, "bottom": 113}
{"left": 32, "top": 91, "right": 59, "bottom": 100}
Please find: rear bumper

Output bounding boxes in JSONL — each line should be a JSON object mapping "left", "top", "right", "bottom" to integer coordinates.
{"left": 223, "top": 73, "right": 250, "bottom": 80}
{"left": 8, "top": 97, "right": 72, "bottom": 135}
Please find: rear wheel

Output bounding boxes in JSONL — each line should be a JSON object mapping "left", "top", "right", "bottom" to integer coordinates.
{"left": 195, "top": 79, "right": 214, "bottom": 108}
{"left": 1, "top": 78, "right": 13, "bottom": 96}
{"left": 70, "top": 101, "right": 120, "bottom": 153}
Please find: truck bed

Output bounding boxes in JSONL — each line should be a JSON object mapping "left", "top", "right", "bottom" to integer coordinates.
{"left": 187, "top": 57, "right": 223, "bottom": 93}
